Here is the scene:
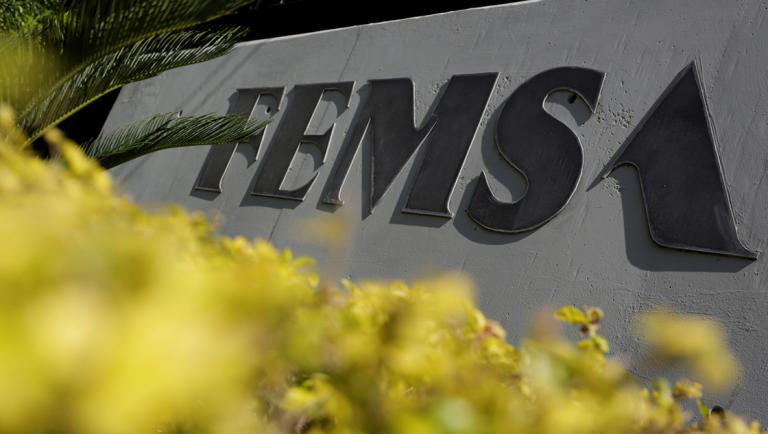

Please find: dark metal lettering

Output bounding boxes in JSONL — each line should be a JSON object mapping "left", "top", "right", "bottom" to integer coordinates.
{"left": 252, "top": 82, "right": 354, "bottom": 201}
{"left": 608, "top": 64, "right": 756, "bottom": 258}
{"left": 322, "top": 74, "right": 497, "bottom": 215}
{"left": 403, "top": 73, "right": 498, "bottom": 217}
{"left": 188, "top": 66, "right": 756, "bottom": 260}
{"left": 194, "top": 87, "right": 284, "bottom": 192}
{"left": 468, "top": 67, "right": 604, "bottom": 232}
{"left": 321, "top": 78, "right": 434, "bottom": 208}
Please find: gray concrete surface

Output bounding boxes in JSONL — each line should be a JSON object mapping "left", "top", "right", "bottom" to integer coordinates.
{"left": 104, "top": 0, "right": 768, "bottom": 420}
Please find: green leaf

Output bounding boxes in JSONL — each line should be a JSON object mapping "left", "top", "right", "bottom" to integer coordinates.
{"left": 19, "top": 25, "right": 248, "bottom": 144}
{"left": 697, "top": 399, "right": 709, "bottom": 420}
{"left": 554, "top": 306, "right": 588, "bottom": 326}
{"left": 84, "top": 112, "right": 267, "bottom": 169}
{"left": 585, "top": 307, "right": 604, "bottom": 324}
{"left": 4, "top": 0, "right": 258, "bottom": 143}
{"left": 47, "top": 0, "right": 253, "bottom": 56}
{"left": 26, "top": 0, "right": 254, "bottom": 89}
{"left": 591, "top": 335, "right": 609, "bottom": 353}
{"left": 576, "top": 336, "right": 609, "bottom": 354}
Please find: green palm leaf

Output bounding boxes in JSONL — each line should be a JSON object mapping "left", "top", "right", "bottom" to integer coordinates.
{"left": 1, "top": 0, "right": 257, "bottom": 145}
{"left": 50, "top": 0, "right": 252, "bottom": 54}
{"left": 19, "top": 24, "right": 248, "bottom": 145}
{"left": 1, "top": 0, "right": 261, "bottom": 165}
{"left": 31, "top": 0, "right": 253, "bottom": 97}
{"left": 83, "top": 112, "right": 267, "bottom": 169}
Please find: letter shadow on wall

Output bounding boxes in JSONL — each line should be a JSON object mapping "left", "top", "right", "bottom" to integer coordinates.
{"left": 608, "top": 166, "right": 750, "bottom": 272}
{"left": 610, "top": 166, "right": 754, "bottom": 273}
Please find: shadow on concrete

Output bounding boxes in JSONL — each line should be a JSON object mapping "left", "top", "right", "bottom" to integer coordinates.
{"left": 611, "top": 166, "right": 752, "bottom": 273}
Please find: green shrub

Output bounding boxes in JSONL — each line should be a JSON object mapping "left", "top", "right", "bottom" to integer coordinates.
{"left": 0, "top": 110, "right": 763, "bottom": 434}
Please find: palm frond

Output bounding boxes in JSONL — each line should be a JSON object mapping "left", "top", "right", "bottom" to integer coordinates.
{"left": 84, "top": 112, "right": 267, "bottom": 169}
{"left": 51, "top": 0, "right": 252, "bottom": 56}
{"left": 30, "top": 0, "right": 253, "bottom": 89}
{"left": 10, "top": 0, "right": 256, "bottom": 142}
{"left": 19, "top": 24, "right": 247, "bottom": 144}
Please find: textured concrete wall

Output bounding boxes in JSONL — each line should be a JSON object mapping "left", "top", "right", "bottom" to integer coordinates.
{"left": 104, "top": 0, "right": 768, "bottom": 419}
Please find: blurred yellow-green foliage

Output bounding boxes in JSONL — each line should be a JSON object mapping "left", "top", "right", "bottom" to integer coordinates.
{"left": 0, "top": 107, "right": 764, "bottom": 434}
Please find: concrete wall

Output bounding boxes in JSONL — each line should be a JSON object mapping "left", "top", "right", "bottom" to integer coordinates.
{"left": 104, "top": 0, "right": 768, "bottom": 419}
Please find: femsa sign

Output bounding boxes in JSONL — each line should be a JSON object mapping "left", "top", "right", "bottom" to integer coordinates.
{"left": 193, "top": 64, "right": 756, "bottom": 260}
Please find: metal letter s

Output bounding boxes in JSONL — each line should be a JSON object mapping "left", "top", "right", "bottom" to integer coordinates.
{"left": 468, "top": 67, "right": 604, "bottom": 232}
